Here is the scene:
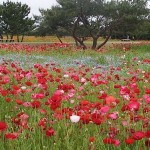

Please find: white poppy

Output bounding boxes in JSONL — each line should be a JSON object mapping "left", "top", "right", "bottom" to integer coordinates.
{"left": 64, "top": 74, "right": 69, "bottom": 78}
{"left": 21, "top": 86, "right": 27, "bottom": 90}
{"left": 70, "top": 115, "right": 80, "bottom": 123}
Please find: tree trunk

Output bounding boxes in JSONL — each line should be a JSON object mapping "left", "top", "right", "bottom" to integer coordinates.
{"left": 10, "top": 34, "right": 13, "bottom": 39}
{"left": 73, "top": 35, "right": 87, "bottom": 49}
{"left": 56, "top": 35, "right": 63, "bottom": 43}
{"left": 21, "top": 35, "right": 24, "bottom": 42}
{"left": 96, "top": 35, "right": 110, "bottom": 50}
{"left": 74, "top": 38, "right": 79, "bottom": 46}
{"left": 17, "top": 35, "right": 20, "bottom": 42}
{"left": 72, "top": 16, "right": 87, "bottom": 50}
{"left": 0, "top": 34, "right": 3, "bottom": 39}
{"left": 92, "top": 37, "right": 98, "bottom": 49}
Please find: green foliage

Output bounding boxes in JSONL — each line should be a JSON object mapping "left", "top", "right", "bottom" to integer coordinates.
{"left": 0, "top": 1, "right": 35, "bottom": 41}
{"left": 134, "top": 19, "right": 150, "bottom": 40}
{"left": 36, "top": 0, "right": 149, "bottom": 49}
{"left": 111, "top": 0, "right": 149, "bottom": 39}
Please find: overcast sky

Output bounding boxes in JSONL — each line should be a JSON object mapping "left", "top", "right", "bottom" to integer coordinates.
{"left": 1, "top": 0, "right": 58, "bottom": 16}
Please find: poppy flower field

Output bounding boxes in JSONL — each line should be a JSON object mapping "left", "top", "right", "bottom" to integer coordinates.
{"left": 0, "top": 43, "right": 150, "bottom": 150}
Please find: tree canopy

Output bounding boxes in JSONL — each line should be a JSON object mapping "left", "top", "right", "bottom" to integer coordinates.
{"left": 0, "top": 0, "right": 149, "bottom": 46}
{"left": 0, "top": 1, "right": 35, "bottom": 41}
{"left": 35, "top": 0, "right": 149, "bottom": 49}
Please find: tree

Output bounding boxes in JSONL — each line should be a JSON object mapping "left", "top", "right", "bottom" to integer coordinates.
{"left": 134, "top": 19, "right": 150, "bottom": 40}
{"left": 111, "top": 0, "right": 150, "bottom": 39}
{"left": 0, "top": 4, "right": 3, "bottom": 39}
{"left": 59, "top": 0, "right": 149, "bottom": 49}
{"left": 33, "top": 5, "right": 72, "bottom": 39}
{"left": 36, "top": 0, "right": 149, "bottom": 49}
{"left": 0, "top": 1, "right": 35, "bottom": 42}
{"left": 34, "top": 7, "right": 71, "bottom": 43}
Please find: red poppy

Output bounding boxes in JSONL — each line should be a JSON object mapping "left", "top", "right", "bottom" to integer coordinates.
{"left": 11, "top": 63, "right": 16, "bottom": 68}
{"left": 48, "top": 93, "right": 62, "bottom": 110}
{"left": 97, "top": 93, "right": 107, "bottom": 99}
{"left": 120, "top": 86, "right": 130, "bottom": 95}
{"left": 25, "top": 81, "right": 32, "bottom": 86}
{"left": 16, "top": 99, "right": 23, "bottom": 105}
{"left": 121, "top": 105, "right": 129, "bottom": 112}
{"left": 0, "top": 121, "right": 7, "bottom": 131}
{"left": 5, "top": 133, "right": 19, "bottom": 140}
{"left": 91, "top": 113, "right": 102, "bottom": 125}
{"left": 38, "top": 118, "right": 47, "bottom": 130}
{"left": 103, "top": 138, "right": 115, "bottom": 144}
{"left": 114, "top": 84, "right": 121, "bottom": 88}
{"left": 125, "top": 137, "right": 135, "bottom": 145}
{"left": 80, "top": 100, "right": 89, "bottom": 106}
{"left": 1, "top": 90, "right": 8, "bottom": 97}
{"left": 81, "top": 114, "right": 90, "bottom": 124}
{"left": 54, "top": 110, "right": 63, "bottom": 120}
{"left": 5, "top": 98, "right": 11, "bottom": 103}
{"left": 105, "top": 96, "right": 116, "bottom": 105}
{"left": 145, "top": 130, "right": 150, "bottom": 138}
{"left": 31, "top": 101, "right": 41, "bottom": 108}
{"left": 132, "top": 131, "right": 145, "bottom": 140}
{"left": 46, "top": 127, "right": 55, "bottom": 137}
{"left": 12, "top": 85, "right": 20, "bottom": 91}
{"left": 128, "top": 101, "right": 140, "bottom": 111}
{"left": 145, "top": 89, "right": 150, "bottom": 94}
{"left": 89, "top": 136, "right": 95, "bottom": 143}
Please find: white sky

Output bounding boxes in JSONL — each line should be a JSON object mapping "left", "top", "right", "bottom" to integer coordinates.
{"left": 1, "top": 0, "right": 150, "bottom": 16}
{"left": 1, "top": 0, "right": 58, "bottom": 16}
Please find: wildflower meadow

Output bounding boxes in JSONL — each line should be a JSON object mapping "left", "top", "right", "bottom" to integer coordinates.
{"left": 0, "top": 42, "right": 150, "bottom": 150}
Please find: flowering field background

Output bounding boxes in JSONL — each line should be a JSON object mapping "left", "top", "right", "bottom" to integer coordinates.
{"left": 2, "top": 36, "right": 84, "bottom": 43}
{"left": 0, "top": 42, "right": 150, "bottom": 150}
{"left": 3, "top": 36, "right": 119, "bottom": 43}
